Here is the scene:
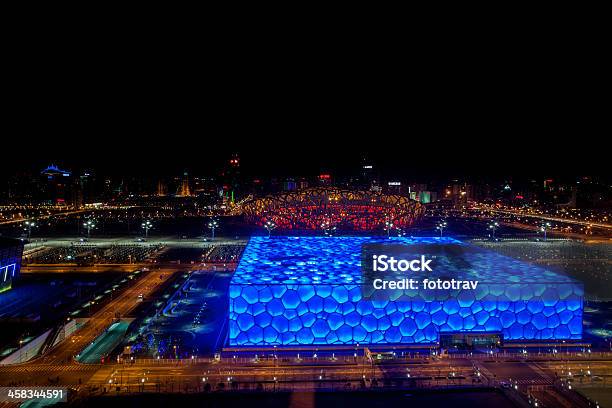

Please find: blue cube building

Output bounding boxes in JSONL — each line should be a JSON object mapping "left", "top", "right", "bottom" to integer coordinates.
{"left": 228, "top": 236, "right": 583, "bottom": 346}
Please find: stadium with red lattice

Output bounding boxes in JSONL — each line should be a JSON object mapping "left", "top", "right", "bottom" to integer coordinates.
{"left": 240, "top": 187, "right": 425, "bottom": 231}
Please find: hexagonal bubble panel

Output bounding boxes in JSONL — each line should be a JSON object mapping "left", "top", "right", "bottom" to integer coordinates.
{"left": 229, "top": 281, "right": 584, "bottom": 346}
{"left": 229, "top": 236, "right": 583, "bottom": 346}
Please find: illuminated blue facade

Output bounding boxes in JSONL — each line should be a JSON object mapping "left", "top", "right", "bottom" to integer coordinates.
{"left": 0, "top": 238, "right": 23, "bottom": 293}
{"left": 229, "top": 237, "right": 583, "bottom": 346}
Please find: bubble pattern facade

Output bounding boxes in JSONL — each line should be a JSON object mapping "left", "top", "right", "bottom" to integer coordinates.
{"left": 229, "top": 237, "right": 583, "bottom": 346}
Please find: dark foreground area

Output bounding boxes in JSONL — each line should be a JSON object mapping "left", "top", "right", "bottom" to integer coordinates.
{"left": 71, "top": 389, "right": 515, "bottom": 408}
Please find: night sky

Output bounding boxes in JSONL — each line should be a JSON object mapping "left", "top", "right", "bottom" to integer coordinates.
{"left": 3, "top": 138, "right": 607, "bottom": 182}
{"left": 4, "top": 37, "right": 607, "bottom": 181}
{"left": 3, "top": 69, "right": 607, "bottom": 180}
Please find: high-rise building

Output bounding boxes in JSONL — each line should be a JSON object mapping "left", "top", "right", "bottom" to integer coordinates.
{"left": 359, "top": 155, "right": 379, "bottom": 191}
{"left": 78, "top": 169, "right": 98, "bottom": 205}
{"left": 177, "top": 170, "right": 192, "bottom": 197}
{"left": 157, "top": 179, "right": 167, "bottom": 196}
{"left": 40, "top": 164, "right": 72, "bottom": 205}
{"left": 221, "top": 153, "right": 241, "bottom": 203}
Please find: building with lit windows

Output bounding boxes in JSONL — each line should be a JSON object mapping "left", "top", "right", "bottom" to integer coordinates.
{"left": 41, "top": 164, "right": 73, "bottom": 205}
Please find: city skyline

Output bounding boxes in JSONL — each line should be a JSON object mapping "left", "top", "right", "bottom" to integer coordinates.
{"left": 2, "top": 140, "right": 609, "bottom": 178}
{"left": 1, "top": 144, "right": 610, "bottom": 408}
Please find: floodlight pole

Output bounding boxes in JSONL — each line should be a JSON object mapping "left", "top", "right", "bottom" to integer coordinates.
{"left": 142, "top": 220, "right": 152, "bottom": 238}
{"left": 541, "top": 222, "right": 551, "bottom": 241}
{"left": 83, "top": 219, "right": 95, "bottom": 238}
{"left": 208, "top": 219, "right": 219, "bottom": 240}
{"left": 265, "top": 221, "right": 277, "bottom": 238}
{"left": 436, "top": 221, "right": 447, "bottom": 238}
{"left": 488, "top": 221, "right": 499, "bottom": 239}
{"left": 24, "top": 221, "right": 35, "bottom": 239}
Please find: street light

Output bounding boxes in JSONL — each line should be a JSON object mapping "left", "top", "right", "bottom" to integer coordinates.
{"left": 540, "top": 222, "right": 551, "bottom": 241}
{"left": 436, "top": 221, "right": 448, "bottom": 238}
{"left": 24, "top": 220, "right": 36, "bottom": 239}
{"left": 83, "top": 218, "right": 96, "bottom": 238}
{"left": 141, "top": 220, "right": 153, "bottom": 238}
{"left": 264, "top": 220, "right": 277, "bottom": 238}
{"left": 208, "top": 218, "right": 219, "bottom": 240}
{"left": 321, "top": 221, "right": 337, "bottom": 237}
{"left": 488, "top": 221, "right": 499, "bottom": 239}
{"left": 384, "top": 219, "right": 394, "bottom": 239}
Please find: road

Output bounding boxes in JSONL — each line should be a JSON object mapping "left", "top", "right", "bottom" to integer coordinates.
{"left": 93, "top": 358, "right": 478, "bottom": 390}
{"left": 2, "top": 347, "right": 611, "bottom": 406}
{"left": 77, "top": 320, "right": 131, "bottom": 364}
{"left": 21, "top": 265, "right": 148, "bottom": 274}
{"left": 0, "top": 209, "right": 87, "bottom": 226}
{"left": 500, "top": 221, "right": 612, "bottom": 241}
{"left": 66, "top": 354, "right": 612, "bottom": 407}
{"left": 0, "top": 266, "right": 181, "bottom": 386}
{"left": 470, "top": 205, "right": 612, "bottom": 233}
{"left": 24, "top": 236, "right": 248, "bottom": 248}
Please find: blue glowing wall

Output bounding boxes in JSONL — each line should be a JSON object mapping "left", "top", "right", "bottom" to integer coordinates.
{"left": 229, "top": 237, "right": 583, "bottom": 346}
{"left": 0, "top": 238, "right": 23, "bottom": 293}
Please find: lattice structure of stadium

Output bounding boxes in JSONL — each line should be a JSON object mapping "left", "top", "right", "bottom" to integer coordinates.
{"left": 240, "top": 187, "right": 425, "bottom": 231}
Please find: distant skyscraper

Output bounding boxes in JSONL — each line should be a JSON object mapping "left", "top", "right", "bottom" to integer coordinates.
{"left": 177, "top": 171, "right": 192, "bottom": 197}
{"left": 41, "top": 164, "right": 73, "bottom": 205}
{"left": 77, "top": 169, "right": 98, "bottom": 205}
{"left": 318, "top": 173, "right": 332, "bottom": 186}
{"left": 221, "top": 153, "right": 241, "bottom": 203}
{"left": 359, "top": 154, "right": 379, "bottom": 191}
{"left": 157, "top": 179, "right": 167, "bottom": 196}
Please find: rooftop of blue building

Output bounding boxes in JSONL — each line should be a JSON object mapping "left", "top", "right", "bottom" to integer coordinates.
{"left": 232, "top": 236, "right": 581, "bottom": 285}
